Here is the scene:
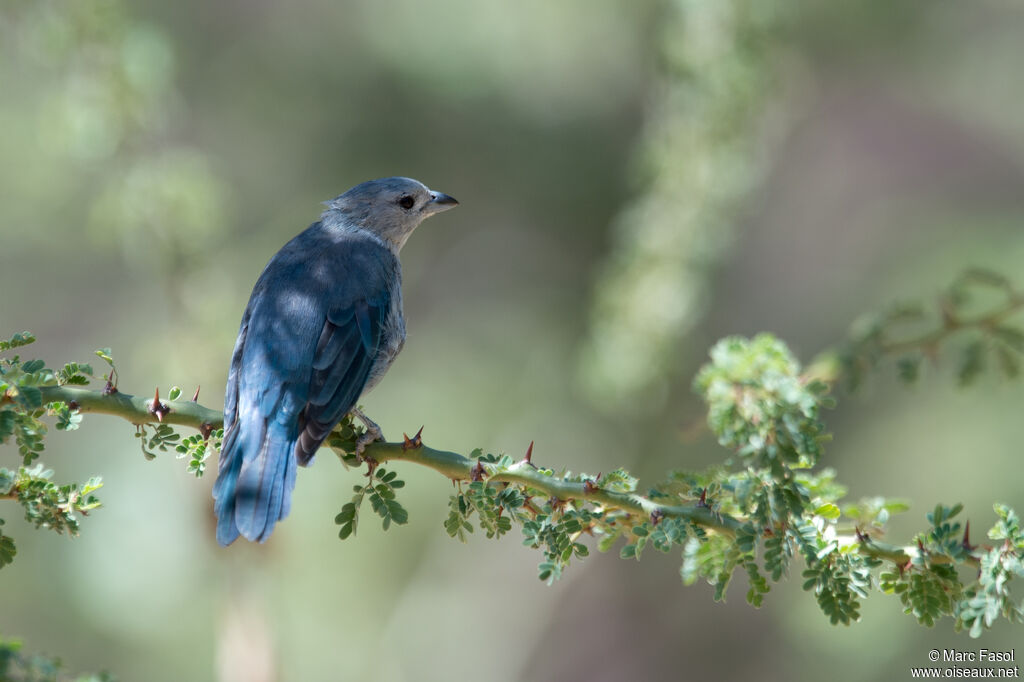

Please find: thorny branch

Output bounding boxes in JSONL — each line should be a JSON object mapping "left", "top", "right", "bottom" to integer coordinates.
{"left": 32, "top": 384, "right": 959, "bottom": 568}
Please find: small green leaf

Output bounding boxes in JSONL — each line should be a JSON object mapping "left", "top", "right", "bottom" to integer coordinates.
{"left": 995, "top": 346, "right": 1019, "bottom": 378}
{"left": 17, "top": 386, "right": 43, "bottom": 409}
{"left": 957, "top": 340, "right": 986, "bottom": 386}
{"left": 896, "top": 356, "right": 921, "bottom": 383}
{"left": 815, "top": 503, "right": 841, "bottom": 520}
{"left": 0, "top": 331, "right": 35, "bottom": 351}
{"left": 0, "top": 529, "right": 16, "bottom": 569}
{"left": 21, "top": 359, "right": 45, "bottom": 373}
{"left": 993, "top": 326, "right": 1024, "bottom": 352}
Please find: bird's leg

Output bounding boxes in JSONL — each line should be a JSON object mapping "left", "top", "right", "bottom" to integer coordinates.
{"left": 350, "top": 407, "right": 385, "bottom": 470}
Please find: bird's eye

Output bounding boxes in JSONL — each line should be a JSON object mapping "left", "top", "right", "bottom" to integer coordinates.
{"left": 397, "top": 195, "right": 415, "bottom": 210}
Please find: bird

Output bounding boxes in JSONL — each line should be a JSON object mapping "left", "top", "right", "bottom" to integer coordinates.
{"left": 212, "top": 177, "right": 458, "bottom": 546}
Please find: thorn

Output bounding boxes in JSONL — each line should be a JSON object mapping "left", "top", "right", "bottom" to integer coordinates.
{"left": 402, "top": 426, "right": 423, "bottom": 451}
{"left": 67, "top": 400, "right": 80, "bottom": 411}
{"left": 698, "top": 488, "right": 709, "bottom": 508}
{"left": 962, "top": 521, "right": 976, "bottom": 552}
{"left": 192, "top": 385, "right": 201, "bottom": 402}
{"left": 149, "top": 387, "right": 170, "bottom": 422}
{"left": 521, "top": 440, "right": 538, "bottom": 469}
{"left": 583, "top": 478, "right": 599, "bottom": 494}
{"left": 361, "top": 455, "right": 379, "bottom": 479}
{"left": 470, "top": 459, "right": 487, "bottom": 482}
{"left": 855, "top": 527, "right": 868, "bottom": 544}
{"left": 199, "top": 422, "right": 213, "bottom": 441}
{"left": 102, "top": 368, "right": 120, "bottom": 395}
{"left": 549, "top": 496, "right": 566, "bottom": 512}
{"left": 101, "top": 368, "right": 117, "bottom": 395}
{"left": 650, "top": 509, "right": 664, "bottom": 526}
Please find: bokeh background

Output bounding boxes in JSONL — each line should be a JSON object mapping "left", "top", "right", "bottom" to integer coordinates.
{"left": 3, "top": 0, "right": 1024, "bottom": 680}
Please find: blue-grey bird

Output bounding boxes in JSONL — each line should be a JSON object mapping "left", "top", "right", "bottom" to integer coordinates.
{"left": 213, "top": 177, "right": 458, "bottom": 546}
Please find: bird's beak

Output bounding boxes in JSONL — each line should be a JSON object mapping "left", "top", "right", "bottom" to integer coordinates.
{"left": 425, "top": 191, "right": 459, "bottom": 215}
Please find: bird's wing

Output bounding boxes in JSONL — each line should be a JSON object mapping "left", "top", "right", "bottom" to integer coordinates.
{"left": 294, "top": 295, "right": 389, "bottom": 465}
{"left": 222, "top": 303, "right": 254, "bottom": 438}
{"left": 214, "top": 230, "right": 394, "bottom": 544}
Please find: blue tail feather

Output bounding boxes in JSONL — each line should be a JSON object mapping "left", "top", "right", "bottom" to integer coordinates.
{"left": 214, "top": 409, "right": 299, "bottom": 546}
{"left": 213, "top": 426, "right": 243, "bottom": 545}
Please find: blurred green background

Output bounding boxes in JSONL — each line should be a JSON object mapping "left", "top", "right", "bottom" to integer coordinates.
{"left": 3, "top": 0, "right": 1024, "bottom": 680}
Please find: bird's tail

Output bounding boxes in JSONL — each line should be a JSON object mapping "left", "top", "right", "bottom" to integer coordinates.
{"left": 213, "top": 410, "right": 298, "bottom": 546}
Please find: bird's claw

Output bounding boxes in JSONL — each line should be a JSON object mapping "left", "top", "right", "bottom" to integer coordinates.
{"left": 352, "top": 407, "right": 384, "bottom": 454}
{"left": 350, "top": 407, "right": 385, "bottom": 476}
{"left": 353, "top": 424, "right": 384, "bottom": 455}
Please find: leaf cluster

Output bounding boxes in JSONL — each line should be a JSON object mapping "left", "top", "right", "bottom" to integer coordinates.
{"left": 955, "top": 504, "right": 1024, "bottom": 637}
{"left": 682, "top": 334, "right": 1024, "bottom": 635}
{"left": 1, "top": 333, "right": 216, "bottom": 571}
{"left": 840, "top": 268, "right": 1024, "bottom": 389}
{"left": 335, "top": 467, "right": 408, "bottom": 539}
{"left": 135, "top": 423, "right": 179, "bottom": 460}
{"left": 0, "top": 637, "right": 114, "bottom": 682}
{"left": 1, "top": 333, "right": 107, "bottom": 569}
{"left": 445, "top": 476, "right": 523, "bottom": 542}
{"left": 0, "top": 465, "right": 102, "bottom": 537}
{"left": 174, "top": 430, "right": 222, "bottom": 478}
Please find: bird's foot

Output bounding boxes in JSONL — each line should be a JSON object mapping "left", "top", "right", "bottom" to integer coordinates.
{"left": 351, "top": 407, "right": 385, "bottom": 469}
{"left": 355, "top": 430, "right": 382, "bottom": 478}
{"left": 353, "top": 430, "right": 383, "bottom": 458}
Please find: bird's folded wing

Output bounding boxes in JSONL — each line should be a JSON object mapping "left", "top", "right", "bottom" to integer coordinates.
{"left": 295, "top": 297, "right": 388, "bottom": 465}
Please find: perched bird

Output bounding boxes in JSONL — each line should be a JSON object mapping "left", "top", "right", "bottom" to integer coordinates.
{"left": 213, "top": 177, "right": 458, "bottom": 546}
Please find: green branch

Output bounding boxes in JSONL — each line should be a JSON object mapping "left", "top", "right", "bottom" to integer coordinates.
{"left": 371, "top": 442, "right": 742, "bottom": 535}
{"left": 33, "top": 383, "right": 935, "bottom": 567}
{"left": 37, "top": 385, "right": 223, "bottom": 431}
{"left": 34, "top": 384, "right": 740, "bottom": 535}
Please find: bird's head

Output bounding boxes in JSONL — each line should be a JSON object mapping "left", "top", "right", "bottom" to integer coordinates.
{"left": 322, "top": 177, "right": 458, "bottom": 249}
